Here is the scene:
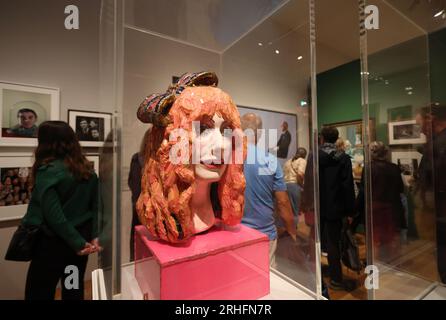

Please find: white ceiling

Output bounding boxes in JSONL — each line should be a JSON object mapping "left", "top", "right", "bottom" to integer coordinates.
{"left": 125, "top": 0, "right": 446, "bottom": 74}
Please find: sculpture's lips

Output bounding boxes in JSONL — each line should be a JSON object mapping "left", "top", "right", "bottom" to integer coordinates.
{"left": 200, "top": 161, "right": 223, "bottom": 170}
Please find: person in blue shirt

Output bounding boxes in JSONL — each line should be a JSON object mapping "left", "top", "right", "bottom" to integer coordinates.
{"left": 241, "top": 113, "right": 297, "bottom": 267}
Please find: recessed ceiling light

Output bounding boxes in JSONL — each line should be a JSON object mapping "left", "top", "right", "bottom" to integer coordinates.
{"left": 275, "top": 49, "right": 280, "bottom": 54}
{"left": 258, "top": 42, "right": 263, "bottom": 46}
{"left": 385, "top": 80, "right": 389, "bottom": 85}
{"left": 297, "top": 56, "right": 303, "bottom": 60}
{"left": 434, "top": 9, "right": 445, "bottom": 18}
{"left": 408, "top": 91, "right": 413, "bottom": 95}
{"left": 405, "top": 86, "right": 413, "bottom": 91}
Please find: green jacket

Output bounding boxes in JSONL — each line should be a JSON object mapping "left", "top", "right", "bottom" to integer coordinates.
{"left": 22, "top": 159, "right": 98, "bottom": 252}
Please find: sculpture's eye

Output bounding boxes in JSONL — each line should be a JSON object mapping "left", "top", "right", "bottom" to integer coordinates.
{"left": 220, "top": 121, "right": 233, "bottom": 135}
{"left": 200, "top": 123, "right": 212, "bottom": 134}
{"left": 199, "top": 117, "right": 215, "bottom": 134}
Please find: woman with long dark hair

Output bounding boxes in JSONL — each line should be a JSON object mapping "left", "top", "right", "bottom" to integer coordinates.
{"left": 128, "top": 127, "right": 151, "bottom": 261}
{"left": 23, "top": 121, "right": 100, "bottom": 300}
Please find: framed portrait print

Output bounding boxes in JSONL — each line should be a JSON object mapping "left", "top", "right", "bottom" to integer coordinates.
{"left": 391, "top": 150, "right": 423, "bottom": 187}
{"left": 0, "top": 155, "right": 34, "bottom": 222}
{"left": 389, "top": 120, "right": 426, "bottom": 145}
{"left": 68, "top": 110, "right": 112, "bottom": 147}
{"left": 237, "top": 106, "right": 298, "bottom": 162}
{"left": 0, "top": 82, "right": 59, "bottom": 146}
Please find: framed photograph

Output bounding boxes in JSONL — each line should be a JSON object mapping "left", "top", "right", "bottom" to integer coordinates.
{"left": 85, "top": 155, "right": 100, "bottom": 177}
{"left": 0, "top": 155, "right": 34, "bottom": 222}
{"left": 68, "top": 110, "right": 112, "bottom": 147}
{"left": 0, "top": 82, "right": 59, "bottom": 146}
{"left": 388, "top": 105, "right": 412, "bottom": 122}
{"left": 391, "top": 150, "right": 423, "bottom": 185}
{"left": 389, "top": 120, "right": 426, "bottom": 145}
{"left": 238, "top": 106, "right": 298, "bottom": 161}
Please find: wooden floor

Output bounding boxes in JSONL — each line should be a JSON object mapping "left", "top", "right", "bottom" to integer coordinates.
{"left": 322, "top": 233, "right": 439, "bottom": 300}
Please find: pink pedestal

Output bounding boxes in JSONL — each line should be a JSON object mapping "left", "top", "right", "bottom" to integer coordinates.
{"left": 134, "top": 223, "right": 270, "bottom": 300}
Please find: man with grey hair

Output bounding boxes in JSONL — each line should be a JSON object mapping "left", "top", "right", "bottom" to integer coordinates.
{"left": 241, "top": 113, "right": 296, "bottom": 267}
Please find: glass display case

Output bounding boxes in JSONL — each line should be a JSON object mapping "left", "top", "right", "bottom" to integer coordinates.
{"left": 2, "top": 0, "right": 445, "bottom": 301}
{"left": 119, "top": 0, "right": 322, "bottom": 300}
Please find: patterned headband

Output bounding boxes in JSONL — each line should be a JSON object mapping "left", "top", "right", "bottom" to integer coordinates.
{"left": 137, "top": 71, "right": 218, "bottom": 127}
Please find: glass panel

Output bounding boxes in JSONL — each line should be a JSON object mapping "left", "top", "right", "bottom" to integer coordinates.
{"left": 121, "top": 0, "right": 320, "bottom": 299}
{"left": 362, "top": 0, "right": 446, "bottom": 299}
{"left": 221, "top": 0, "right": 319, "bottom": 296}
{"left": 315, "top": 0, "right": 365, "bottom": 300}
{"left": 0, "top": 0, "right": 120, "bottom": 300}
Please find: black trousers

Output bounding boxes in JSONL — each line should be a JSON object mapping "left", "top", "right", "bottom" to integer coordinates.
{"left": 129, "top": 207, "right": 141, "bottom": 262}
{"left": 320, "top": 217, "right": 343, "bottom": 283}
{"left": 25, "top": 221, "right": 92, "bottom": 300}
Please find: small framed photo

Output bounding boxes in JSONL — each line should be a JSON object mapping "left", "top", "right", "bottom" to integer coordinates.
{"left": 388, "top": 120, "right": 426, "bottom": 145}
{"left": 0, "top": 82, "right": 59, "bottom": 146}
{"left": 68, "top": 110, "right": 112, "bottom": 147}
{"left": 85, "top": 155, "right": 100, "bottom": 177}
{"left": 0, "top": 155, "right": 34, "bottom": 221}
{"left": 391, "top": 150, "right": 423, "bottom": 187}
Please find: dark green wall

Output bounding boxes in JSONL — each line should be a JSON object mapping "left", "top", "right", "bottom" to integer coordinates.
{"left": 429, "top": 28, "right": 446, "bottom": 104}
{"left": 316, "top": 60, "right": 362, "bottom": 127}
{"left": 317, "top": 29, "right": 446, "bottom": 127}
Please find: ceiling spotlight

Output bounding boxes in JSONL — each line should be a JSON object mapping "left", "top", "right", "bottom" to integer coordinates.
{"left": 405, "top": 86, "right": 413, "bottom": 91}
{"left": 275, "top": 49, "right": 280, "bottom": 54}
{"left": 408, "top": 91, "right": 413, "bottom": 95}
{"left": 385, "top": 80, "right": 389, "bottom": 85}
{"left": 434, "top": 9, "right": 445, "bottom": 18}
{"left": 297, "top": 56, "right": 303, "bottom": 60}
{"left": 258, "top": 42, "right": 263, "bottom": 46}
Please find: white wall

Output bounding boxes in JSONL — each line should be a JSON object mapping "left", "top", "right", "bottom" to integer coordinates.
{"left": 0, "top": 0, "right": 103, "bottom": 299}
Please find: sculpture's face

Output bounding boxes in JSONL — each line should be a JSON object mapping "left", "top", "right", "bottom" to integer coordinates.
{"left": 136, "top": 85, "right": 246, "bottom": 243}
{"left": 194, "top": 114, "right": 230, "bottom": 182}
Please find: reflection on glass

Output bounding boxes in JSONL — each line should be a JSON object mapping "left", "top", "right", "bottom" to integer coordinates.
{"left": 364, "top": 0, "right": 446, "bottom": 300}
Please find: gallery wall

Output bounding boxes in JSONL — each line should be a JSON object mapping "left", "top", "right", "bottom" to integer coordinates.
{"left": 0, "top": 0, "right": 103, "bottom": 299}
{"left": 429, "top": 28, "right": 446, "bottom": 104}
{"left": 316, "top": 60, "right": 362, "bottom": 128}
{"left": 316, "top": 28, "right": 446, "bottom": 144}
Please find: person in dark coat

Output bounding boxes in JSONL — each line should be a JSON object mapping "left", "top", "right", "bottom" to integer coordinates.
{"left": 361, "top": 142, "right": 406, "bottom": 262}
{"left": 416, "top": 104, "right": 446, "bottom": 283}
{"left": 302, "top": 127, "right": 355, "bottom": 291}
{"left": 277, "top": 121, "right": 292, "bottom": 159}
{"left": 128, "top": 127, "right": 151, "bottom": 261}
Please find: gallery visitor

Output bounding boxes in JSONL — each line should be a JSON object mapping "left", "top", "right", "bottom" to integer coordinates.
{"left": 302, "top": 126, "right": 356, "bottom": 291}
{"left": 283, "top": 147, "right": 307, "bottom": 219}
{"left": 21, "top": 121, "right": 100, "bottom": 300}
{"left": 241, "top": 113, "right": 297, "bottom": 267}
{"left": 416, "top": 104, "right": 446, "bottom": 283}
{"left": 128, "top": 127, "right": 151, "bottom": 261}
